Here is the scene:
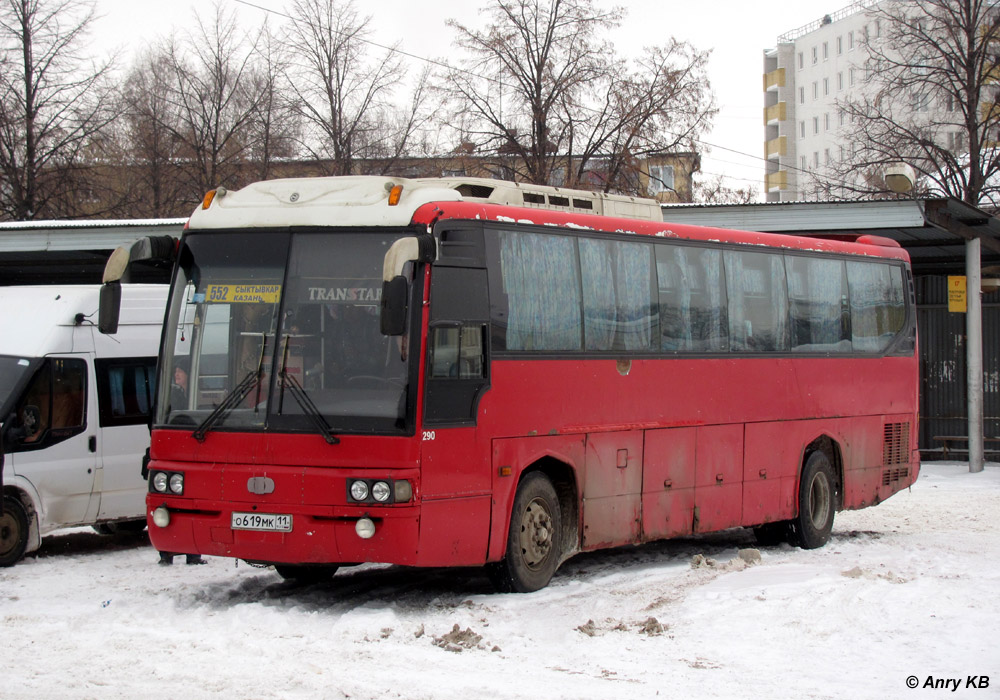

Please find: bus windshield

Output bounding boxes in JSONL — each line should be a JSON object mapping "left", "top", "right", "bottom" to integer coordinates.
{"left": 157, "top": 230, "right": 412, "bottom": 435}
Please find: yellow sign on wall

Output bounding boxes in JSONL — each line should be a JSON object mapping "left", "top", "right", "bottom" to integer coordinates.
{"left": 948, "top": 276, "right": 967, "bottom": 313}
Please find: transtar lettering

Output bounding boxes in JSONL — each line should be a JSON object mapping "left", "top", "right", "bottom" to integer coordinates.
{"left": 307, "top": 286, "right": 381, "bottom": 302}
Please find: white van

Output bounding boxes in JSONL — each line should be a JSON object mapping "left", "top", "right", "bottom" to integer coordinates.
{"left": 0, "top": 284, "right": 166, "bottom": 566}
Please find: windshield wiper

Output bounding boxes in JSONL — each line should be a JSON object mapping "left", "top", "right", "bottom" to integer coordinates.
{"left": 277, "top": 336, "right": 339, "bottom": 445}
{"left": 192, "top": 334, "right": 268, "bottom": 442}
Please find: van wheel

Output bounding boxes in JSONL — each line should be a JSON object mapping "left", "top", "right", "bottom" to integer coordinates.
{"left": 488, "top": 472, "right": 562, "bottom": 593}
{"left": 0, "top": 496, "right": 29, "bottom": 567}
{"left": 790, "top": 451, "right": 836, "bottom": 550}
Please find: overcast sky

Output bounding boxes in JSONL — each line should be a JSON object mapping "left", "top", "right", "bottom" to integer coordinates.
{"left": 91, "top": 0, "right": 848, "bottom": 197}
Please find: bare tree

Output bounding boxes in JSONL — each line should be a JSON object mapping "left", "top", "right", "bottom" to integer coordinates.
{"left": 244, "top": 23, "right": 300, "bottom": 182}
{"left": 0, "top": 0, "right": 117, "bottom": 220}
{"left": 694, "top": 173, "right": 760, "bottom": 205}
{"left": 284, "top": 0, "right": 431, "bottom": 176}
{"left": 820, "top": 0, "right": 1000, "bottom": 206}
{"left": 117, "top": 50, "right": 190, "bottom": 217}
{"left": 444, "top": 0, "right": 715, "bottom": 194}
{"left": 159, "top": 1, "right": 265, "bottom": 203}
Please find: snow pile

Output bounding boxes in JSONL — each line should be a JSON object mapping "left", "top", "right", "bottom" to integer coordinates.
{"left": 1, "top": 462, "right": 997, "bottom": 699}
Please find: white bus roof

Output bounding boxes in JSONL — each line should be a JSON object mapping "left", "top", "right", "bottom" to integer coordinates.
{"left": 187, "top": 176, "right": 662, "bottom": 230}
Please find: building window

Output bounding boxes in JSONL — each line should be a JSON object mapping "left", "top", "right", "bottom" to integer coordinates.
{"left": 798, "top": 52, "right": 804, "bottom": 69}
{"left": 800, "top": 86, "right": 805, "bottom": 104}
{"left": 823, "top": 42, "right": 829, "bottom": 60}
{"left": 875, "top": 20, "right": 881, "bottom": 38}
{"left": 813, "top": 152, "right": 819, "bottom": 168}
{"left": 824, "top": 148, "right": 831, "bottom": 164}
{"left": 812, "top": 47, "right": 818, "bottom": 64}
{"left": 837, "top": 72, "right": 843, "bottom": 90}
{"left": 848, "top": 31, "right": 854, "bottom": 50}
{"left": 850, "top": 68, "right": 856, "bottom": 86}
{"left": 824, "top": 113, "right": 830, "bottom": 130}
{"left": 911, "top": 91, "right": 929, "bottom": 112}
{"left": 813, "top": 81, "right": 818, "bottom": 99}
{"left": 839, "top": 110, "right": 845, "bottom": 126}
{"left": 647, "top": 165, "right": 675, "bottom": 194}
{"left": 813, "top": 116, "right": 819, "bottom": 134}
{"left": 800, "top": 120, "right": 806, "bottom": 138}
{"left": 839, "top": 145, "right": 845, "bottom": 160}
{"left": 801, "top": 156, "right": 807, "bottom": 170}
{"left": 837, "top": 36, "right": 843, "bottom": 54}
{"left": 823, "top": 78, "right": 829, "bottom": 96}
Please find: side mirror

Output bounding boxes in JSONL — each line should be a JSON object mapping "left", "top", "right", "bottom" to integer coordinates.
{"left": 99, "top": 281, "right": 122, "bottom": 335}
{"left": 380, "top": 276, "right": 409, "bottom": 336}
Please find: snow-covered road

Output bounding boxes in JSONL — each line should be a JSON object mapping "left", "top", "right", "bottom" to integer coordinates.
{"left": 2, "top": 462, "right": 997, "bottom": 700}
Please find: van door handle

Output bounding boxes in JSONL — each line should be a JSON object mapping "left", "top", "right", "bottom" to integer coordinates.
{"left": 88, "top": 436, "right": 97, "bottom": 453}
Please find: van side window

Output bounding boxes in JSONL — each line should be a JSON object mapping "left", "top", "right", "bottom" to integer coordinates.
{"left": 16, "top": 358, "right": 87, "bottom": 448}
{"left": 95, "top": 357, "right": 157, "bottom": 427}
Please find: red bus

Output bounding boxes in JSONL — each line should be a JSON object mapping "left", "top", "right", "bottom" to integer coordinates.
{"left": 102, "top": 176, "right": 919, "bottom": 592}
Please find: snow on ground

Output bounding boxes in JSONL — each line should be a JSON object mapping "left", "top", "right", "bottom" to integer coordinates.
{"left": 2, "top": 462, "right": 998, "bottom": 700}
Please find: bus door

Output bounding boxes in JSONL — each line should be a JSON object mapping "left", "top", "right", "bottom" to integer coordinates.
{"left": 418, "top": 229, "right": 492, "bottom": 564}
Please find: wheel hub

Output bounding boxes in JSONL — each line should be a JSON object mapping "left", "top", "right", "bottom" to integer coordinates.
{"left": 519, "top": 497, "right": 553, "bottom": 569}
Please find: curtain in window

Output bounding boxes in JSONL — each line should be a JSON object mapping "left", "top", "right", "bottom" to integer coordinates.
{"left": 580, "top": 239, "right": 616, "bottom": 350}
{"left": 848, "top": 262, "right": 904, "bottom": 352}
{"left": 616, "top": 241, "right": 654, "bottom": 351}
{"left": 500, "top": 231, "right": 582, "bottom": 351}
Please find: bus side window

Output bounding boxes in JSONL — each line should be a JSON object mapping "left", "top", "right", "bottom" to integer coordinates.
{"left": 430, "top": 324, "right": 486, "bottom": 379}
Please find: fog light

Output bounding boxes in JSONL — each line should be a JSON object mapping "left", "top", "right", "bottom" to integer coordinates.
{"left": 350, "top": 480, "right": 369, "bottom": 501}
{"left": 355, "top": 517, "right": 376, "bottom": 539}
{"left": 169, "top": 473, "right": 184, "bottom": 495}
{"left": 372, "top": 481, "right": 391, "bottom": 502}
{"left": 394, "top": 480, "right": 413, "bottom": 503}
{"left": 151, "top": 506, "right": 170, "bottom": 528}
{"left": 152, "top": 472, "right": 168, "bottom": 493}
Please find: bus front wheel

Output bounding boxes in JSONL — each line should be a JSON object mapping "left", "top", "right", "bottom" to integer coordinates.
{"left": 488, "top": 472, "right": 562, "bottom": 593}
{"left": 790, "top": 451, "right": 836, "bottom": 550}
{"left": 0, "top": 495, "right": 29, "bottom": 568}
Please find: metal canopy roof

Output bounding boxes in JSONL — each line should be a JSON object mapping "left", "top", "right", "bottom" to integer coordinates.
{"left": 0, "top": 219, "right": 185, "bottom": 285}
{"left": 661, "top": 198, "right": 1000, "bottom": 275}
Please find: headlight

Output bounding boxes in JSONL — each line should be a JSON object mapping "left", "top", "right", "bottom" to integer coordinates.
{"left": 372, "top": 481, "right": 391, "bottom": 502}
{"left": 350, "top": 480, "right": 369, "bottom": 501}
{"left": 394, "top": 480, "right": 413, "bottom": 503}
{"left": 169, "top": 473, "right": 184, "bottom": 495}
{"left": 152, "top": 472, "right": 168, "bottom": 493}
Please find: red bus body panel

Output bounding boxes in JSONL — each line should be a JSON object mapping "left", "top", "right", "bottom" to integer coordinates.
{"left": 146, "top": 200, "right": 919, "bottom": 569}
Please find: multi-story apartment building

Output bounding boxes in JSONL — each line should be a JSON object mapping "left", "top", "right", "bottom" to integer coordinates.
{"left": 763, "top": 1, "right": 883, "bottom": 201}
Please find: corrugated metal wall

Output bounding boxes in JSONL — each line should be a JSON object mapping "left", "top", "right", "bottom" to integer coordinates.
{"left": 916, "top": 276, "right": 1000, "bottom": 457}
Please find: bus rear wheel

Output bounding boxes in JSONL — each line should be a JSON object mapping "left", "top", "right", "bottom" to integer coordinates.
{"left": 790, "top": 451, "right": 836, "bottom": 550}
{"left": 488, "top": 472, "right": 562, "bottom": 593}
{"left": 0, "top": 495, "right": 29, "bottom": 568}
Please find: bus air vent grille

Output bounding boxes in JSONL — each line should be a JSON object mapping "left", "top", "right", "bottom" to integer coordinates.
{"left": 881, "top": 467, "right": 910, "bottom": 486}
{"left": 882, "top": 422, "right": 910, "bottom": 466}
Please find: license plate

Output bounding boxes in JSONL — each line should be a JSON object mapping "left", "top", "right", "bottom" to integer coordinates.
{"left": 231, "top": 512, "right": 292, "bottom": 532}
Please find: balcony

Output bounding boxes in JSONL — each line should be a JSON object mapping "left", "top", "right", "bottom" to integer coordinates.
{"left": 764, "top": 102, "right": 786, "bottom": 125}
{"left": 766, "top": 170, "right": 788, "bottom": 190}
{"left": 765, "top": 136, "right": 787, "bottom": 158}
{"left": 763, "top": 68, "right": 786, "bottom": 91}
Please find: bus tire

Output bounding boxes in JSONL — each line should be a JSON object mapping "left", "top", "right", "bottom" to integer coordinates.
{"left": 0, "top": 495, "right": 29, "bottom": 568}
{"left": 488, "top": 472, "right": 562, "bottom": 593}
{"left": 274, "top": 564, "right": 339, "bottom": 582}
{"left": 790, "top": 451, "right": 836, "bottom": 550}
